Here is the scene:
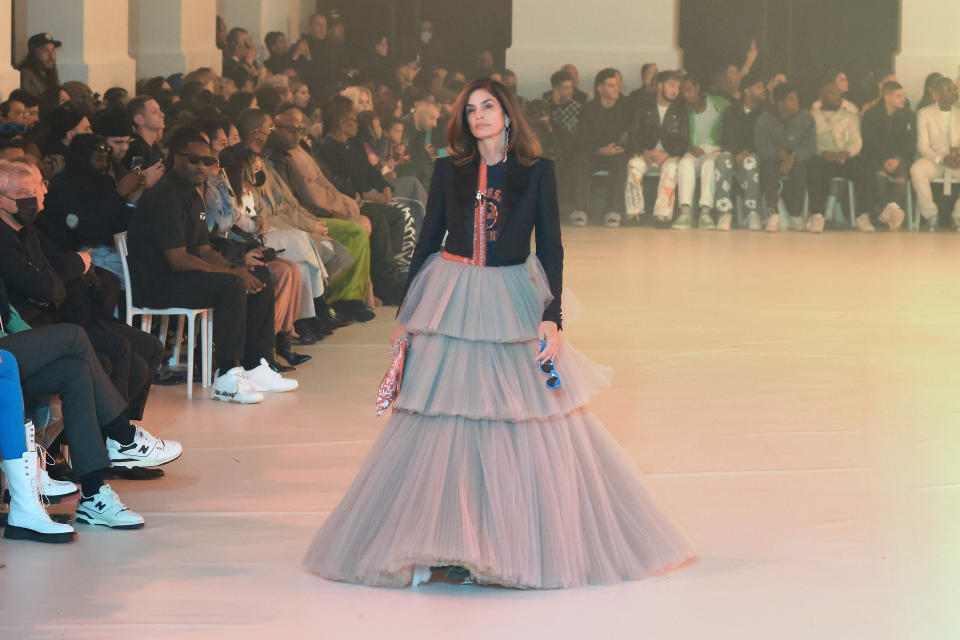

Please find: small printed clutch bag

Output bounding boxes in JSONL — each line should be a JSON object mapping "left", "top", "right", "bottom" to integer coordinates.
{"left": 376, "top": 338, "right": 408, "bottom": 416}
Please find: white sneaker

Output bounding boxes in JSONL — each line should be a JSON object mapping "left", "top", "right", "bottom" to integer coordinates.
{"left": 569, "top": 210, "right": 588, "bottom": 227}
{"left": 107, "top": 426, "right": 183, "bottom": 469}
{"left": 789, "top": 216, "right": 806, "bottom": 231}
{"left": 76, "top": 484, "right": 144, "bottom": 530}
{"left": 878, "top": 203, "right": 905, "bottom": 231}
{"left": 716, "top": 213, "right": 732, "bottom": 231}
{"left": 603, "top": 212, "right": 621, "bottom": 228}
{"left": 748, "top": 212, "right": 762, "bottom": 231}
{"left": 764, "top": 214, "right": 781, "bottom": 232}
{"left": 806, "top": 213, "right": 825, "bottom": 233}
{"left": 856, "top": 214, "right": 876, "bottom": 232}
{"left": 245, "top": 358, "right": 299, "bottom": 393}
{"left": 211, "top": 367, "right": 265, "bottom": 403}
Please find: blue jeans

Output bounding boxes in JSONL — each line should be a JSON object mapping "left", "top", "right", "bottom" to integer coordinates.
{"left": 0, "top": 350, "right": 27, "bottom": 460}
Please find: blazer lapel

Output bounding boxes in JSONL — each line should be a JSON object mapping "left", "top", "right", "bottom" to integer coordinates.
{"left": 500, "top": 153, "right": 530, "bottom": 231}
{"left": 451, "top": 156, "right": 479, "bottom": 226}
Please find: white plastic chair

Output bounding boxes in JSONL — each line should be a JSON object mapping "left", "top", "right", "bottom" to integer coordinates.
{"left": 115, "top": 232, "right": 212, "bottom": 398}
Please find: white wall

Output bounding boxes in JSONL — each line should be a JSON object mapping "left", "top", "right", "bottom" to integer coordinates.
{"left": 896, "top": 0, "right": 960, "bottom": 105}
{"left": 507, "top": 0, "right": 680, "bottom": 98}
{"left": 0, "top": 1, "right": 19, "bottom": 95}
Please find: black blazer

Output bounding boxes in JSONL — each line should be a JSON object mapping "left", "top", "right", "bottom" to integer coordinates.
{"left": 401, "top": 152, "right": 564, "bottom": 328}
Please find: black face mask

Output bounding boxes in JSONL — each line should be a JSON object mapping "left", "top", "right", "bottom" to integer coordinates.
{"left": 12, "top": 196, "right": 39, "bottom": 226}
{"left": 253, "top": 170, "right": 266, "bottom": 187}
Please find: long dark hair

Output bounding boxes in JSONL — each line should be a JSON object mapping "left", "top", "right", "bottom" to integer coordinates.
{"left": 17, "top": 49, "right": 59, "bottom": 93}
{"left": 447, "top": 77, "right": 541, "bottom": 166}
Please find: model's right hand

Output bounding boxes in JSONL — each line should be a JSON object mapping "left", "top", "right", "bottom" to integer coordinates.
{"left": 390, "top": 324, "right": 408, "bottom": 347}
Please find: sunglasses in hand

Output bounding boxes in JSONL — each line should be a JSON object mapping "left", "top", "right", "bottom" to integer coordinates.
{"left": 537, "top": 339, "right": 561, "bottom": 391}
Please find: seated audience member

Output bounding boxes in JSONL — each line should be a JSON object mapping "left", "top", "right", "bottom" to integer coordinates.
{"left": 398, "top": 96, "right": 441, "bottom": 188}
{"left": 0, "top": 159, "right": 163, "bottom": 426}
{"left": 291, "top": 79, "right": 312, "bottom": 111}
{"left": 201, "top": 120, "right": 345, "bottom": 349}
{"left": 1, "top": 301, "right": 179, "bottom": 532}
{"left": 859, "top": 71, "right": 898, "bottom": 118}
{"left": 266, "top": 104, "right": 409, "bottom": 305}
{"left": 811, "top": 68, "right": 858, "bottom": 115}
{"left": 857, "top": 81, "right": 913, "bottom": 232}
{"left": 917, "top": 72, "right": 946, "bottom": 110}
{"left": 911, "top": 77, "right": 960, "bottom": 230}
{"left": 126, "top": 128, "right": 297, "bottom": 403}
{"left": 39, "top": 103, "right": 92, "bottom": 176}
{"left": 628, "top": 63, "right": 660, "bottom": 108}
{"left": 361, "top": 34, "right": 394, "bottom": 89}
{"left": 541, "top": 64, "right": 588, "bottom": 105}
{"left": 714, "top": 71, "right": 766, "bottom": 231}
{"left": 264, "top": 31, "right": 305, "bottom": 76}
{"left": 357, "top": 110, "right": 428, "bottom": 222}
{"left": 809, "top": 79, "right": 862, "bottom": 232}
{"left": 624, "top": 69, "right": 689, "bottom": 225}
{"left": 1, "top": 97, "right": 30, "bottom": 132}
{"left": 676, "top": 73, "right": 730, "bottom": 229}
{"left": 257, "top": 83, "right": 287, "bottom": 116}
{"left": 41, "top": 134, "right": 139, "bottom": 278}
{"left": 754, "top": 83, "right": 817, "bottom": 232}
{"left": 317, "top": 96, "right": 420, "bottom": 247}
{"left": 542, "top": 69, "right": 583, "bottom": 212}
{"left": 568, "top": 68, "right": 632, "bottom": 227}
{"left": 122, "top": 95, "right": 166, "bottom": 190}
{"left": 92, "top": 108, "right": 145, "bottom": 204}
{"left": 340, "top": 86, "right": 374, "bottom": 115}
{"left": 0, "top": 347, "right": 75, "bottom": 542}
{"left": 223, "top": 27, "right": 261, "bottom": 84}
{"left": 236, "top": 108, "right": 376, "bottom": 321}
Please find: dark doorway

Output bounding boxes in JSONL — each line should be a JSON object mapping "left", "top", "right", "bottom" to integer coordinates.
{"left": 679, "top": 0, "right": 900, "bottom": 105}
{"left": 316, "top": 0, "right": 512, "bottom": 75}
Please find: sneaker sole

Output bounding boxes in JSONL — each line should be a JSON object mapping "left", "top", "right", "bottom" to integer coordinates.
{"left": 3, "top": 524, "right": 76, "bottom": 543}
{"left": 211, "top": 390, "right": 264, "bottom": 404}
{"left": 74, "top": 512, "right": 145, "bottom": 530}
{"left": 109, "top": 449, "right": 183, "bottom": 470}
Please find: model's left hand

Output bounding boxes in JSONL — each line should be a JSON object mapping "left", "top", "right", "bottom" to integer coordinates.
{"left": 537, "top": 321, "right": 561, "bottom": 363}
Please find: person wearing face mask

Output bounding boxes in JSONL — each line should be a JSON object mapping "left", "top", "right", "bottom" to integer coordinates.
{"left": 0, "top": 158, "right": 177, "bottom": 474}
{"left": 304, "top": 78, "right": 695, "bottom": 590}
{"left": 416, "top": 19, "right": 445, "bottom": 70}
{"left": 0, "top": 99, "right": 30, "bottom": 140}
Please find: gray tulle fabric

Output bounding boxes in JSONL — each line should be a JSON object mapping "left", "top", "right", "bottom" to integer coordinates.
{"left": 304, "top": 253, "right": 695, "bottom": 589}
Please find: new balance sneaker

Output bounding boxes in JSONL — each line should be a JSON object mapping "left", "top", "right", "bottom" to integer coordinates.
{"left": 716, "top": 212, "right": 732, "bottom": 231}
{"left": 878, "top": 203, "right": 905, "bottom": 231}
{"left": 672, "top": 205, "right": 692, "bottom": 229}
{"left": 856, "top": 213, "right": 876, "bottom": 232}
{"left": 107, "top": 426, "right": 183, "bottom": 469}
{"left": 569, "top": 210, "right": 588, "bottom": 227}
{"left": 603, "top": 212, "right": 621, "bottom": 228}
{"left": 807, "top": 213, "right": 825, "bottom": 233}
{"left": 748, "top": 212, "right": 763, "bottom": 231}
{"left": 211, "top": 367, "right": 265, "bottom": 404}
{"left": 76, "top": 485, "right": 144, "bottom": 530}
{"left": 245, "top": 358, "right": 299, "bottom": 393}
{"left": 764, "top": 214, "right": 781, "bottom": 232}
{"left": 699, "top": 207, "right": 716, "bottom": 230}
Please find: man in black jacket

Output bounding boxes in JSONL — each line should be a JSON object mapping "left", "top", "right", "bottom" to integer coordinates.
{"left": 858, "top": 81, "right": 913, "bottom": 231}
{"left": 0, "top": 158, "right": 162, "bottom": 424}
{"left": 570, "top": 68, "right": 632, "bottom": 227}
{"left": 624, "top": 70, "right": 689, "bottom": 225}
{"left": 714, "top": 72, "right": 766, "bottom": 230}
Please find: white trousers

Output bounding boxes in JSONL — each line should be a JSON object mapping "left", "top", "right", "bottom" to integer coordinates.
{"left": 625, "top": 156, "right": 680, "bottom": 219}
{"left": 910, "top": 158, "right": 960, "bottom": 220}
{"left": 677, "top": 149, "right": 722, "bottom": 208}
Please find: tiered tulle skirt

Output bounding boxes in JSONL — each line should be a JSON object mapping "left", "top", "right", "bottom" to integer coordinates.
{"left": 303, "top": 253, "right": 695, "bottom": 588}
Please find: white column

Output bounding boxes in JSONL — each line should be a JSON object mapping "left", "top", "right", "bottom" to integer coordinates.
{"left": 896, "top": 0, "right": 960, "bottom": 105}
{"left": 129, "top": 0, "right": 221, "bottom": 81}
{"left": 0, "top": 1, "right": 19, "bottom": 96}
{"left": 12, "top": 0, "right": 136, "bottom": 93}
{"left": 506, "top": 0, "right": 679, "bottom": 99}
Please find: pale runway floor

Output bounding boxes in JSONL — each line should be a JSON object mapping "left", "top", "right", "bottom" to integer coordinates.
{"left": 2, "top": 227, "right": 959, "bottom": 639}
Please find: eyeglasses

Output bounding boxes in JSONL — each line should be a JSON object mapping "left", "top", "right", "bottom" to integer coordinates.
{"left": 276, "top": 124, "right": 307, "bottom": 135}
{"left": 537, "top": 339, "right": 562, "bottom": 390}
{"left": 176, "top": 152, "right": 219, "bottom": 166}
{"left": 253, "top": 126, "right": 275, "bottom": 136}
{"left": 93, "top": 144, "right": 110, "bottom": 154}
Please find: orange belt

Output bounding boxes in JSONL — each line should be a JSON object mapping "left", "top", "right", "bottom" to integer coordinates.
{"left": 441, "top": 251, "right": 473, "bottom": 264}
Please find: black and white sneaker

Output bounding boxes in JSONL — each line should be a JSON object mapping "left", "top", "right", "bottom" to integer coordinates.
{"left": 76, "top": 485, "right": 145, "bottom": 529}
{"left": 107, "top": 426, "right": 183, "bottom": 469}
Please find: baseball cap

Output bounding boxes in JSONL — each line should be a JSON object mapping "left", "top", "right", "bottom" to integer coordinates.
{"left": 28, "top": 33, "right": 62, "bottom": 50}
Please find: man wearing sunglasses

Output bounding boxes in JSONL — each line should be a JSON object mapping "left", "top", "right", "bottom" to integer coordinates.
{"left": 127, "top": 128, "right": 297, "bottom": 403}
